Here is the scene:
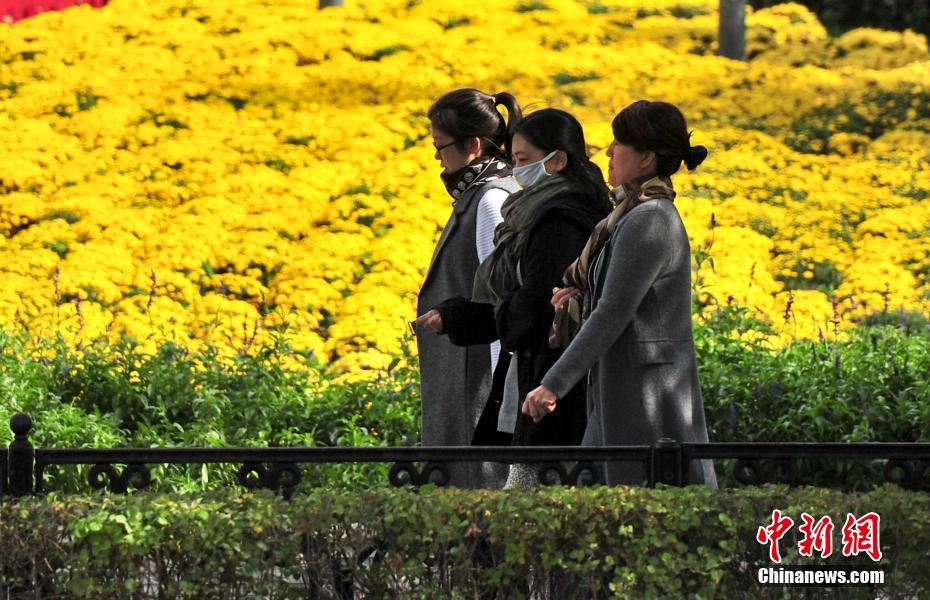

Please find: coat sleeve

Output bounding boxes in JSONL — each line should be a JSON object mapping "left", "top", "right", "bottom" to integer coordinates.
{"left": 433, "top": 296, "right": 498, "bottom": 346}
{"left": 495, "top": 214, "right": 591, "bottom": 353}
{"left": 540, "top": 205, "right": 672, "bottom": 399}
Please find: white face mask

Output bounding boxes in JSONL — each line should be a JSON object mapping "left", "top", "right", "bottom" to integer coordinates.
{"left": 513, "top": 150, "right": 559, "bottom": 189}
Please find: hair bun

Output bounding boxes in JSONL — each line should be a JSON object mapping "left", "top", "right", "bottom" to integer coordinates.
{"left": 684, "top": 145, "right": 707, "bottom": 171}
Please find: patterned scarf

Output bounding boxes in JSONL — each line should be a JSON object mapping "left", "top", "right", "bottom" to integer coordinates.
{"left": 549, "top": 176, "right": 675, "bottom": 348}
{"left": 440, "top": 155, "right": 511, "bottom": 202}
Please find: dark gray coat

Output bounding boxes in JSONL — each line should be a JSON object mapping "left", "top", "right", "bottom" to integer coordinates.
{"left": 417, "top": 175, "right": 520, "bottom": 487}
{"left": 541, "top": 199, "right": 717, "bottom": 487}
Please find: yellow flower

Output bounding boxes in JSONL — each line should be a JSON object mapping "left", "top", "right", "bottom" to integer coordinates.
{"left": 0, "top": 0, "right": 926, "bottom": 372}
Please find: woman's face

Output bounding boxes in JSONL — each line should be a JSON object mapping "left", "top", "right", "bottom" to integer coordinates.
{"left": 511, "top": 133, "right": 565, "bottom": 172}
{"left": 606, "top": 139, "right": 654, "bottom": 188}
{"left": 431, "top": 124, "right": 474, "bottom": 174}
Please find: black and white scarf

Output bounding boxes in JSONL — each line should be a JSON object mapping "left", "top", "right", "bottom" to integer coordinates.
{"left": 440, "top": 155, "right": 511, "bottom": 202}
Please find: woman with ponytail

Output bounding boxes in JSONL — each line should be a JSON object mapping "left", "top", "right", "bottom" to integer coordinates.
{"left": 415, "top": 89, "right": 522, "bottom": 488}
{"left": 417, "top": 108, "right": 610, "bottom": 488}
{"left": 524, "top": 100, "right": 718, "bottom": 488}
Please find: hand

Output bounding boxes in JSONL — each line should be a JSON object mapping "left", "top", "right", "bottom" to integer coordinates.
{"left": 522, "top": 385, "right": 558, "bottom": 423}
{"left": 414, "top": 309, "right": 444, "bottom": 334}
{"left": 551, "top": 287, "right": 580, "bottom": 310}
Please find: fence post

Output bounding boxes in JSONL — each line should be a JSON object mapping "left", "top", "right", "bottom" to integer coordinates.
{"left": 651, "top": 438, "right": 683, "bottom": 486}
{"left": 9, "top": 413, "right": 34, "bottom": 496}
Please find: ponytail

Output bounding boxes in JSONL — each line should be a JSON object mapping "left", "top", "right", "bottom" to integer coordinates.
{"left": 492, "top": 91, "right": 523, "bottom": 157}
{"left": 428, "top": 89, "right": 523, "bottom": 162}
{"left": 684, "top": 144, "right": 708, "bottom": 171}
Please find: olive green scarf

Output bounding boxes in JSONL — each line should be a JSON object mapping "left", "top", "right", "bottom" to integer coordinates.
{"left": 472, "top": 175, "right": 583, "bottom": 305}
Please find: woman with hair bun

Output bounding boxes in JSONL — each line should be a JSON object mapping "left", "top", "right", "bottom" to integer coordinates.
{"left": 418, "top": 108, "right": 611, "bottom": 488}
{"left": 524, "top": 100, "right": 718, "bottom": 488}
{"left": 415, "top": 89, "right": 523, "bottom": 488}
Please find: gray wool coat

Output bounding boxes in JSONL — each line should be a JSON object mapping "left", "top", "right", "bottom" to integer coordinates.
{"left": 417, "top": 175, "right": 520, "bottom": 488}
{"left": 541, "top": 198, "right": 717, "bottom": 488}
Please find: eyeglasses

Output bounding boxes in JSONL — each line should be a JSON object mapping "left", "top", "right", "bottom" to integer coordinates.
{"left": 434, "top": 140, "right": 458, "bottom": 152}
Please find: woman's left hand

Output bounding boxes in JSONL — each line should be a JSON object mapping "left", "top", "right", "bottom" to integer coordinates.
{"left": 415, "top": 309, "right": 444, "bottom": 334}
{"left": 551, "top": 286, "right": 580, "bottom": 310}
{"left": 523, "top": 385, "right": 558, "bottom": 423}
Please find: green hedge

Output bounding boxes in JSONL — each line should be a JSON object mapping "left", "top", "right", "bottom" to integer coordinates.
{"left": 0, "top": 485, "right": 925, "bottom": 598}
{"left": 2, "top": 311, "right": 930, "bottom": 492}
{"left": 701, "top": 314, "right": 930, "bottom": 446}
{"left": 0, "top": 329, "right": 421, "bottom": 492}
{"left": 696, "top": 307, "right": 930, "bottom": 489}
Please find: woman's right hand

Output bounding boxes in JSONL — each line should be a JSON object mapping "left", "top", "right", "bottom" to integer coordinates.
{"left": 523, "top": 385, "right": 558, "bottom": 423}
{"left": 415, "top": 309, "right": 444, "bottom": 334}
{"left": 551, "top": 287, "right": 580, "bottom": 310}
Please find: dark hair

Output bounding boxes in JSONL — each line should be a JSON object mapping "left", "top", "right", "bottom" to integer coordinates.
{"left": 512, "top": 108, "right": 611, "bottom": 212}
{"left": 611, "top": 100, "right": 708, "bottom": 177}
{"left": 428, "top": 89, "right": 522, "bottom": 159}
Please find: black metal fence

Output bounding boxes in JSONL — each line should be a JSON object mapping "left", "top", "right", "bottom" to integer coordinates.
{"left": 4, "top": 413, "right": 930, "bottom": 498}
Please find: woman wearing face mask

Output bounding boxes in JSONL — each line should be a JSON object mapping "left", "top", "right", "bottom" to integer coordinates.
{"left": 417, "top": 108, "right": 611, "bottom": 488}
{"left": 523, "top": 100, "right": 717, "bottom": 488}
{"left": 415, "top": 88, "right": 522, "bottom": 488}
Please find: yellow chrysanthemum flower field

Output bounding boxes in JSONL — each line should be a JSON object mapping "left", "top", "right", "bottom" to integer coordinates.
{"left": 0, "top": 0, "right": 928, "bottom": 376}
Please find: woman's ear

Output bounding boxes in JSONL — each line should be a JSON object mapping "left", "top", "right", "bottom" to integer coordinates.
{"left": 465, "top": 136, "right": 483, "bottom": 158}
{"left": 546, "top": 150, "right": 569, "bottom": 174}
{"left": 640, "top": 149, "right": 657, "bottom": 175}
